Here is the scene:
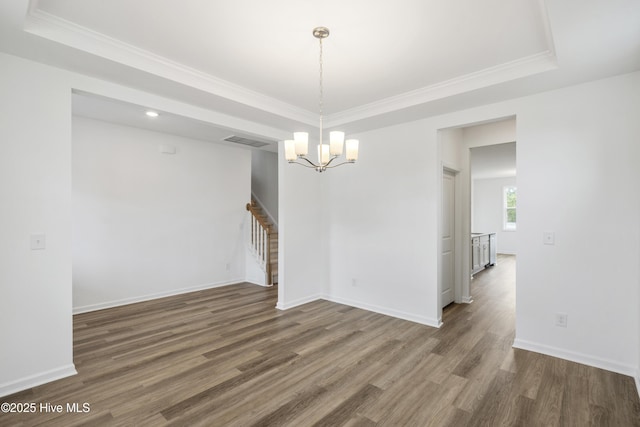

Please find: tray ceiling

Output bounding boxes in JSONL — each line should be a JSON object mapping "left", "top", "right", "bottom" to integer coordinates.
{"left": 31, "top": 0, "right": 554, "bottom": 114}
{"left": 0, "top": 0, "right": 637, "bottom": 135}
{"left": 25, "top": 0, "right": 558, "bottom": 123}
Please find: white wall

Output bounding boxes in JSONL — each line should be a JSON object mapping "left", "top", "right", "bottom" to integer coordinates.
{"left": 251, "top": 150, "right": 278, "bottom": 225}
{"left": 277, "top": 150, "right": 327, "bottom": 309}
{"left": 2, "top": 47, "right": 639, "bottom": 396}
{"left": 472, "top": 177, "right": 517, "bottom": 254}
{"left": 325, "top": 120, "right": 441, "bottom": 326}
{"left": 323, "top": 71, "right": 640, "bottom": 377}
{"left": 0, "top": 51, "right": 289, "bottom": 397}
{"left": 72, "top": 117, "right": 250, "bottom": 312}
{"left": 440, "top": 127, "right": 463, "bottom": 170}
{"left": 513, "top": 72, "right": 640, "bottom": 375}
{"left": 0, "top": 54, "right": 75, "bottom": 396}
{"left": 462, "top": 118, "right": 516, "bottom": 147}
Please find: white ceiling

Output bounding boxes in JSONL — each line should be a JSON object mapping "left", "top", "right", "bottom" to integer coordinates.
{"left": 0, "top": 0, "right": 639, "bottom": 139}
{"left": 35, "top": 0, "right": 552, "bottom": 114}
{"left": 71, "top": 91, "right": 279, "bottom": 152}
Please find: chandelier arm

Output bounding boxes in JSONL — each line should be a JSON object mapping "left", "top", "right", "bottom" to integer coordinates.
{"left": 290, "top": 160, "right": 318, "bottom": 169}
{"left": 324, "top": 160, "right": 356, "bottom": 169}
{"left": 298, "top": 156, "right": 320, "bottom": 168}
{"left": 323, "top": 156, "right": 340, "bottom": 168}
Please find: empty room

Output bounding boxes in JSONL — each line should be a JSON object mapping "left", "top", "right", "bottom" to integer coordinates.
{"left": 1, "top": 0, "right": 640, "bottom": 425}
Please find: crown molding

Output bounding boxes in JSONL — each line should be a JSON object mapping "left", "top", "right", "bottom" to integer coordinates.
{"left": 537, "top": 0, "right": 557, "bottom": 60}
{"left": 325, "top": 0, "right": 558, "bottom": 128}
{"left": 24, "top": 1, "right": 317, "bottom": 126}
{"left": 24, "top": 0, "right": 558, "bottom": 130}
{"left": 325, "top": 50, "right": 557, "bottom": 128}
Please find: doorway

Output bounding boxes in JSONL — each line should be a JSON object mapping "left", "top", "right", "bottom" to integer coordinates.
{"left": 437, "top": 116, "right": 517, "bottom": 323}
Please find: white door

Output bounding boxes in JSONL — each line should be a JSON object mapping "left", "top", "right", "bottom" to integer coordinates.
{"left": 441, "top": 169, "right": 456, "bottom": 307}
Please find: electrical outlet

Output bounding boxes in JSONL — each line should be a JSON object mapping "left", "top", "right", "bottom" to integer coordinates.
{"left": 225, "top": 263, "right": 231, "bottom": 271}
{"left": 351, "top": 278, "right": 357, "bottom": 287}
{"left": 555, "top": 313, "right": 568, "bottom": 328}
{"left": 543, "top": 231, "right": 555, "bottom": 245}
{"left": 159, "top": 144, "right": 176, "bottom": 154}
{"left": 30, "top": 234, "right": 46, "bottom": 250}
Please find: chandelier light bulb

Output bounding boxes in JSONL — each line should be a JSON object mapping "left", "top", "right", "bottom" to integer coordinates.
{"left": 346, "top": 139, "right": 359, "bottom": 162}
{"left": 329, "top": 131, "right": 344, "bottom": 156}
{"left": 284, "top": 140, "right": 296, "bottom": 161}
{"left": 293, "top": 132, "right": 309, "bottom": 156}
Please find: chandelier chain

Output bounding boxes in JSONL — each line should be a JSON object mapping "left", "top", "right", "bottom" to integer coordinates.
{"left": 318, "top": 36, "right": 324, "bottom": 146}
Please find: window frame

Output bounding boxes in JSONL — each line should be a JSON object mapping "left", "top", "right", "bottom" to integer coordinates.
{"left": 503, "top": 185, "right": 517, "bottom": 231}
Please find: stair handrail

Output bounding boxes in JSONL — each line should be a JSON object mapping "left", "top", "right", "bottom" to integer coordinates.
{"left": 246, "top": 201, "right": 274, "bottom": 285}
{"left": 246, "top": 201, "right": 272, "bottom": 234}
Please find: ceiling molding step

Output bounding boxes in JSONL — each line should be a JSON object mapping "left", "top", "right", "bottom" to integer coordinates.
{"left": 325, "top": 50, "right": 558, "bottom": 128}
{"left": 537, "top": 0, "right": 557, "bottom": 58}
{"left": 24, "top": 0, "right": 560, "bottom": 131}
{"left": 323, "top": 0, "right": 558, "bottom": 128}
{"left": 71, "top": 88, "right": 290, "bottom": 145}
{"left": 24, "top": 2, "right": 318, "bottom": 127}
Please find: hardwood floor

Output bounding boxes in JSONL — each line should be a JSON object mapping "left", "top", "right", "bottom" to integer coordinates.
{"left": 2, "top": 255, "right": 639, "bottom": 426}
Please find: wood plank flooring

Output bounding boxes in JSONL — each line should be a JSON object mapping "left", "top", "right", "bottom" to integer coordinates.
{"left": 2, "top": 255, "right": 639, "bottom": 426}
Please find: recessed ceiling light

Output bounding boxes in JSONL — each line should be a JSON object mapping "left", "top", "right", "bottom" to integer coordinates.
{"left": 145, "top": 110, "right": 159, "bottom": 118}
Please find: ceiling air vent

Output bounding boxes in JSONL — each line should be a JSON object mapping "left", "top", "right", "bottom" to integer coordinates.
{"left": 223, "top": 135, "right": 272, "bottom": 148}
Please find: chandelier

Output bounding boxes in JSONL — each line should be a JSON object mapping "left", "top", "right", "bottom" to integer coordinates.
{"left": 284, "top": 27, "right": 359, "bottom": 173}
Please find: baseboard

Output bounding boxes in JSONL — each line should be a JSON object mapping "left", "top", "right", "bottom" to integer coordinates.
{"left": 275, "top": 294, "right": 322, "bottom": 310}
{"left": 460, "top": 296, "right": 473, "bottom": 304}
{"left": 0, "top": 364, "right": 77, "bottom": 398}
{"left": 513, "top": 338, "right": 637, "bottom": 377}
{"left": 322, "top": 295, "right": 441, "bottom": 328}
{"left": 73, "top": 278, "right": 245, "bottom": 314}
{"left": 245, "top": 280, "right": 271, "bottom": 288}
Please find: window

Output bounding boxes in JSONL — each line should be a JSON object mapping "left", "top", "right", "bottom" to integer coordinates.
{"left": 504, "top": 186, "right": 517, "bottom": 231}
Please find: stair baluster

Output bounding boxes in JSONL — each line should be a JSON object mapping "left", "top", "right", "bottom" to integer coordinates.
{"left": 246, "top": 201, "right": 276, "bottom": 286}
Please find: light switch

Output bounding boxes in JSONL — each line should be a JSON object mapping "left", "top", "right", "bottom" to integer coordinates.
{"left": 30, "top": 234, "right": 46, "bottom": 250}
{"left": 543, "top": 231, "right": 555, "bottom": 245}
{"left": 555, "top": 312, "right": 568, "bottom": 327}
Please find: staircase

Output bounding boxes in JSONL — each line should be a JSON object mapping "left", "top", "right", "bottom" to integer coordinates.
{"left": 246, "top": 200, "right": 278, "bottom": 286}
